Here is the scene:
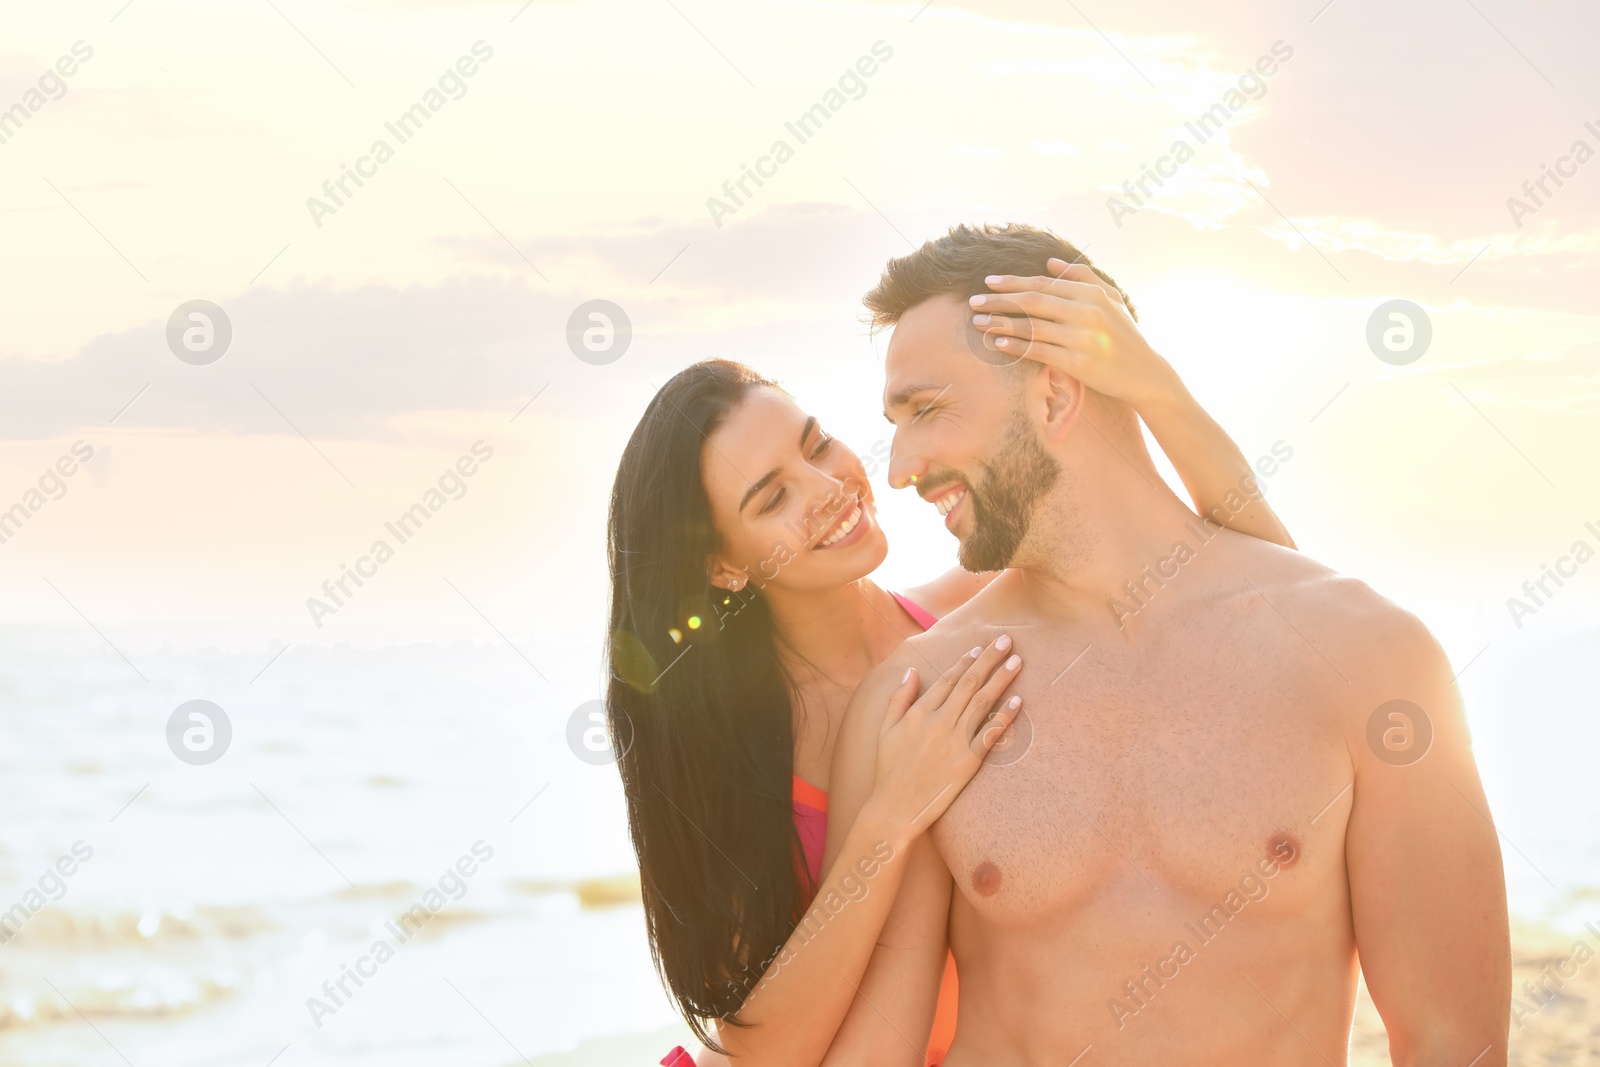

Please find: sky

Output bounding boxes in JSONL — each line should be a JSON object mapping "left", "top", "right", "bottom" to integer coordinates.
{"left": 0, "top": 0, "right": 1596, "bottom": 685}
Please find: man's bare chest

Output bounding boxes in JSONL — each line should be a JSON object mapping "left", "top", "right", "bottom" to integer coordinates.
{"left": 931, "top": 635, "right": 1352, "bottom": 923}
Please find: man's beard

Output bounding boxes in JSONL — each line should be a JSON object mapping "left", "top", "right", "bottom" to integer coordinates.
{"left": 957, "top": 412, "right": 1060, "bottom": 572}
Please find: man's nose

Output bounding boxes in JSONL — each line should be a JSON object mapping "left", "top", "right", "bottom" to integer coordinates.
{"left": 887, "top": 435, "right": 925, "bottom": 493}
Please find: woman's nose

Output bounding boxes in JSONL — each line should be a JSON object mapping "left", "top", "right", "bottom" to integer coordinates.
{"left": 797, "top": 466, "right": 849, "bottom": 512}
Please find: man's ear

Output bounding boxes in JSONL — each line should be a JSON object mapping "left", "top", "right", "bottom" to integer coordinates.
{"left": 1037, "top": 364, "right": 1085, "bottom": 442}
{"left": 706, "top": 554, "right": 747, "bottom": 592}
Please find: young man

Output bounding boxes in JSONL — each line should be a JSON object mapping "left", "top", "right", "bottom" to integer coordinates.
{"left": 821, "top": 224, "right": 1510, "bottom": 1066}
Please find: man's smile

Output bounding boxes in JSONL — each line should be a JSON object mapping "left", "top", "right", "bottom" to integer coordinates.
{"left": 923, "top": 483, "right": 970, "bottom": 528}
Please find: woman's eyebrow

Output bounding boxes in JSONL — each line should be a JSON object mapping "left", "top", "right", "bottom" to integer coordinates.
{"left": 739, "top": 417, "right": 817, "bottom": 511}
{"left": 739, "top": 470, "right": 778, "bottom": 512}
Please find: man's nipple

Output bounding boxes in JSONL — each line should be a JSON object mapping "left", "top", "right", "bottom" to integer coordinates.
{"left": 1268, "top": 832, "right": 1301, "bottom": 869}
{"left": 972, "top": 861, "right": 1003, "bottom": 897}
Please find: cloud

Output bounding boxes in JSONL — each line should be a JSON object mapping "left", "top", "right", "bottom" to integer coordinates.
{"left": 1488, "top": 336, "right": 1600, "bottom": 378}
{"left": 0, "top": 276, "right": 568, "bottom": 440}
{"left": 913, "top": 0, "right": 1600, "bottom": 288}
{"left": 428, "top": 200, "right": 919, "bottom": 308}
{"left": 1033, "top": 140, "right": 1082, "bottom": 157}
{"left": 0, "top": 205, "right": 912, "bottom": 442}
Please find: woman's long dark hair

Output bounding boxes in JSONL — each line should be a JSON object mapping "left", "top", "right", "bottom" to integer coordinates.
{"left": 606, "top": 360, "right": 807, "bottom": 1051}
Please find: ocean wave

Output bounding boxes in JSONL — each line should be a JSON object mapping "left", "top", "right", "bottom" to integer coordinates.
{"left": 0, "top": 967, "right": 242, "bottom": 1030}
{"left": 335, "top": 880, "right": 423, "bottom": 901}
{"left": 509, "top": 873, "right": 642, "bottom": 909}
{"left": 0, "top": 904, "right": 277, "bottom": 950}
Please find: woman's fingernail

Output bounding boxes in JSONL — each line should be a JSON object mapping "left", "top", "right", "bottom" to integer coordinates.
{"left": 903, "top": 667, "right": 916, "bottom": 684}
{"left": 996, "top": 337, "right": 1010, "bottom": 347}
{"left": 968, "top": 646, "right": 983, "bottom": 658}
{"left": 972, "top": 313, "right": 991, "bottom": 326}
{"left": 1005, "top": 655, "right": 1022, "bottom": 670}
{"left": 985, "top": 275, "right": 1003, "bottom": 284}
{"left": 969, "top": 294, "right": 987, "bottom": 306}
{"left": 995, "top": 634, "right": 1012, "bottom": 651}
{"left": 1007, "top": 695, "right": 1022, "bottom": 708}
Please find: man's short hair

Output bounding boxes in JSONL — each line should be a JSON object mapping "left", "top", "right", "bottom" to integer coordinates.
{"left": 862, "top": 222, "right": 1137, "bottom": 330}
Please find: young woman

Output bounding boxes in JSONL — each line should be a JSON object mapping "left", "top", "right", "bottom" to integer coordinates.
{"left": 607, "top": 266, "right": 1295, "bottom": 1067}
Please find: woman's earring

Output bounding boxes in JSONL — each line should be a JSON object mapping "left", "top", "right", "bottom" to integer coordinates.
{"left": 729, "top": 579, "right": 742, "bottom": 590}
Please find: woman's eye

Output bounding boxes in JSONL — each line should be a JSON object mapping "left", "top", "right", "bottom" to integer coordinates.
{"left": 812, "top": 434, "right": 833, "bottom": 457}
{"left": 913, "top": 406, "right": 933, "bottom": 420}
{"left": 760, "top": 489, "right": 785, "bottom": 515}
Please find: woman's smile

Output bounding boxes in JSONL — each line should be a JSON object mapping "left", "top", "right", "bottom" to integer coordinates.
{"left": 814, "top": 498, "right": 871, "bottom": 550}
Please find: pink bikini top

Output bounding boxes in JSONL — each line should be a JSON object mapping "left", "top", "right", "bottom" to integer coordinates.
{"left": 792, "top": 591, "right": 937, "bottom": 900}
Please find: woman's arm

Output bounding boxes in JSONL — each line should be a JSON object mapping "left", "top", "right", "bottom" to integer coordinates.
{"left": 712, "top": 799, "right": 926, "bottom": 1065}
{"left": 1137, "top": 380, "right": 1295, "bottom": 549}
{"left": 815, "top": 662, "right": 963, "bottom": 1067}
{"left": 710, "top": 641, "right": 1023, "bottom": 1067}
{"left": 971, "top": 259, "right": 1296, "bottom": 550}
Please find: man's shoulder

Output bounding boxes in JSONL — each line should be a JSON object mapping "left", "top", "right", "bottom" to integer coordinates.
{"left": 1248, "top": 548, "right": 1424, "bottom": 638}
{"left": 1226, "top": 541, "right": 1446, "bottom": 691}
